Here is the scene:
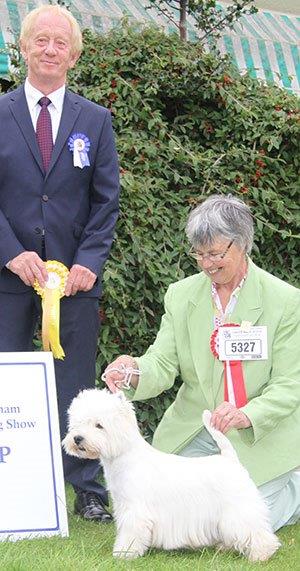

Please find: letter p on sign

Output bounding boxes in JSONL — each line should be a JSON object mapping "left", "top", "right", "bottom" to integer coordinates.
{"left": 0, "top": 447, "right": 11, "bottom": 463}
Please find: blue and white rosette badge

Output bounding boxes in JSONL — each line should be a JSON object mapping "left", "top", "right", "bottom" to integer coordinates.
{"left": 68, "top": 133, "right": 90, "bottom": 169}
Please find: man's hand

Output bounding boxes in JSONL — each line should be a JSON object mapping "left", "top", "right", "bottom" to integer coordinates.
{"left": 8, "top": 252, "right": 48, "bottom": 287}
{"left": 211, "top": 402, "right": 251, "bottom": 434}
{"left": 65, "top": 264, "right": 97, "bottom": 296}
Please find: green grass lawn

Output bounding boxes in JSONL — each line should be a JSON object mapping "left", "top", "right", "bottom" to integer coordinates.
{"left": 0, "top": 485, "right": 299, "bottom": 571}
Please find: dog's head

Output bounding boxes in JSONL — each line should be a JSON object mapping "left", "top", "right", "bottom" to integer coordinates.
{"left": 62, "top": 388, "right": 138, "bottom": 460}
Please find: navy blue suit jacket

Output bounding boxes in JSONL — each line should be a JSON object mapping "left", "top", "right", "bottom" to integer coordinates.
{"left": 0, "top": 85, "right": 119, "bottom": 296}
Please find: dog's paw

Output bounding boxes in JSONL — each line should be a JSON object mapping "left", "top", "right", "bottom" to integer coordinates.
{"left": 247, "top": 532, "right": 280, "bottom": 562}
{"left": 113, "top": 549, "right": 140, "bottom": 559}
{"left": 113, "top": 538, "right": 148, "bottom": 559}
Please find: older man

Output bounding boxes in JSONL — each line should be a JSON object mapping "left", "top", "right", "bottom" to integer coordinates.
{"left": 0, "top": 5, "right": 119, "bottom": 521}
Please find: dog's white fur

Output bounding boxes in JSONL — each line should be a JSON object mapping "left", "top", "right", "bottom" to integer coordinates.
{"left": 63, "top": 389, "right": 280, "bottom": 560}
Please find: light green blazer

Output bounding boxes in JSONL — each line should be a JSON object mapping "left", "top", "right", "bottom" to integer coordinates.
{"left": 133, "top": 259, "right": 300, "bottom": 486}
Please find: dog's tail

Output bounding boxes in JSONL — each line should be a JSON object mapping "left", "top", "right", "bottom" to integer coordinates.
{"left": 202, "top": 410, "right": 239, "bottom": 463}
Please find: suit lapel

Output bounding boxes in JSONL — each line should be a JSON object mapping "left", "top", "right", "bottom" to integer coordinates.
{"left": 8, "top": 87, "right": 82, "bottom": 179}
{"left": 8, "top": 86, "right": 44, "bottom": 173}
{"left": 45, "top": 90, "right": 81, "bottom": 180}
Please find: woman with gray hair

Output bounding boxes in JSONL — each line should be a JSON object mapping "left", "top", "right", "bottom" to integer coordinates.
{"left": 104, "top": 194, "right": 300, "bottom": 532}
{"left": 186, "top": 194, "right": 254, "bottom": 254}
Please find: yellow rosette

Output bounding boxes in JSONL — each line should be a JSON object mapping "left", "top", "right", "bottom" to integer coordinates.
{"left": 34, "top": 261, "right": 69, "bottom": 360}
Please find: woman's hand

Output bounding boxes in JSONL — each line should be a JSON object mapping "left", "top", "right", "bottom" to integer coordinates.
{"left": 103, "top": 355, "right": 139, "bottom": 393}
{"left": 211, "top": 402, "right": 251, "bottom": 433}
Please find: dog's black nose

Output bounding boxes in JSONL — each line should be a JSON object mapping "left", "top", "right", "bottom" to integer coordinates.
{"left": 74, "top": 435, "right": 84, "bottom": 445}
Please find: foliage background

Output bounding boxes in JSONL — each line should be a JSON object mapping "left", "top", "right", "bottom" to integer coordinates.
{"left": 147, "top": 0, "right": 257, "bottom": 42}
{"left": 4, "top": 22, "right": 300, "bottom": 436}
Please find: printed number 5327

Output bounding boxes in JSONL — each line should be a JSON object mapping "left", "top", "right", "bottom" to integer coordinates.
{"left": 230, "top": 341, "right": 256, "bottom": 353}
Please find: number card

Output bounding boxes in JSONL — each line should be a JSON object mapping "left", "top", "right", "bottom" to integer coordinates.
{"left": 0, "top": 352, "right": 68, "bottom": 542}
{"left": 218, "top": 326, "right": 268, "bottom": 361}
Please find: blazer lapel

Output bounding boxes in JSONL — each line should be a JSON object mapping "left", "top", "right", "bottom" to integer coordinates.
{"left": 8, "top": 86, "right": 44, "bottom": 173}
{"left": 230, "top": 259, "right": 263, "bottom": 326}
{"left": 187, "top": 276, "right": 218, "bottom": 406}
{"left": 45, "top": 90, "right": 81, "bottom": 180}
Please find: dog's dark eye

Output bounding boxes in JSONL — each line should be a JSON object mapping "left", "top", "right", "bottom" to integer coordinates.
{"left": 96, "top": 423, "right": 103, "bottom": 429}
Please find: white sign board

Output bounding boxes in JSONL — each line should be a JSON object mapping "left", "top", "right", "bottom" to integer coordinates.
{"left": 0, "top": 352, "right": 68, "bottom": 541}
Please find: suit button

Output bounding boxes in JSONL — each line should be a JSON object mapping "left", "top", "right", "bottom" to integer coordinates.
{"left": 34, "top": 227, "right": 42, "bottom": 234}
{"left": 42, "top": 194, "right": 49, "bottom": 202}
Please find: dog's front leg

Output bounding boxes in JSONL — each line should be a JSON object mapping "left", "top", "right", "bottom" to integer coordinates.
{"left": 113, "top": 517, "right": 152, "bottom": 559}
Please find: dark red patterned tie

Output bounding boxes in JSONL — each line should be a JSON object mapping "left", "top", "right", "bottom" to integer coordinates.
{"left": 36, "top": 97, "right": 53, "bottom": 172}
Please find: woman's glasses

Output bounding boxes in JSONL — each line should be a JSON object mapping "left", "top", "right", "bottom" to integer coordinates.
{"left": 189, "top": 240, "right": 234, "bottom": 262}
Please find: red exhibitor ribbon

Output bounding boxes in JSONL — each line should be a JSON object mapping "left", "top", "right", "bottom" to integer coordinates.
{"left": 210, "top": 323, "right": 248, "bottom": 408}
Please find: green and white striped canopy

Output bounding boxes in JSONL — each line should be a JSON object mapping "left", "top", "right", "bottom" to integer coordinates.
{"left": 0, "top": 1, "right": 299, "bottom": 95}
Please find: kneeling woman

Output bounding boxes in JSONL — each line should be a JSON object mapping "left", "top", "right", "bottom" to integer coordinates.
{"left": 104, "top": 194, "right": 300, "bottom": 532}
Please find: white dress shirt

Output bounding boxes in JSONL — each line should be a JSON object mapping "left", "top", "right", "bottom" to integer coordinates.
{"left": 24, "top": 78, "right": 65, "bottom": 143}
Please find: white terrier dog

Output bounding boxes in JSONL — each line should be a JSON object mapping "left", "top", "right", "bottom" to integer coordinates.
{"left": 63, "top": 389, "right": 280, "bottom": 561}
